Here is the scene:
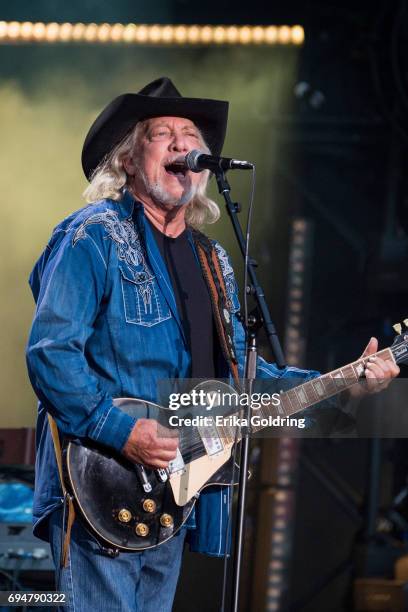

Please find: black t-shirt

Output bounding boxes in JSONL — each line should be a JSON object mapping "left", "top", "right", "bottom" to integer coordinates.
{"left": 148, "top": 220, "right": 216, "bottom": 379}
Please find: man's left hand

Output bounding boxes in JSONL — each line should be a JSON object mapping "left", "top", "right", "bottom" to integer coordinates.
{"left": 349, "top": 336, "right": 400, "bottom": 398}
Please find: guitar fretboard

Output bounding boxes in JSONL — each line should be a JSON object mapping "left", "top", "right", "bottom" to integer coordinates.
{"left": 215, "top": 348, "right": 395, "bottom": 441}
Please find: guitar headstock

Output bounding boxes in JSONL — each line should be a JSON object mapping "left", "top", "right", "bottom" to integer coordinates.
{"left": 391, "top": 319, "right": 408, "bottom": 365}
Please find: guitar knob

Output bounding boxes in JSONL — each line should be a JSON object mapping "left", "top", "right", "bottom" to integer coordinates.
{"left": 135, "top": 523, "right": 149, "bottom": 537}
{"left": 142, "top": 499, "right": 157, "bottom": 513}
{"left": 160, "top": 513, "right": 174, "bottom": 528}
{"left": 118, "top": 509, "right": 132, "bottom": 523}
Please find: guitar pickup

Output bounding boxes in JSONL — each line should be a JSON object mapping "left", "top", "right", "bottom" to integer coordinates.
{"left": 198, "top": 419, "right": 224, "bottom": 457}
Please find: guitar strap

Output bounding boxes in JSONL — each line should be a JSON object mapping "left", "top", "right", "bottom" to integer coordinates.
{"left": 47, "top": 228, "right": 242, "bottom": 564}
{"left": 192, "top": 229, "right": 241, "bottom": 391}
{"left": 47, "top": 413, "right": 75, "bottom": 568}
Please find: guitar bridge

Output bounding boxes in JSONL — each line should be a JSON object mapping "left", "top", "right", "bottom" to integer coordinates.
{"left": 168, "top": 448, "right": 185, "bottom": 475}
{"left": 198, "top": 419, "right": 224, "bottom": 457}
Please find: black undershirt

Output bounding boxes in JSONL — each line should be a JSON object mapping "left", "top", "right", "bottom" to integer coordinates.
{"left": 148, "top": 220, "right": 216, "bottom": 379}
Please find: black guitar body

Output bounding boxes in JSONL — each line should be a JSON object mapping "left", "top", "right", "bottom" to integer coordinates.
{"left": 64, "top": 441, "right": 193, "bottom": 551}
{"left": 62, "top": 391, "right": 237, "bottom": 552}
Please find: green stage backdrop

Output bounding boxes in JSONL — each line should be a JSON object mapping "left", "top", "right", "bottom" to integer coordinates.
{"left": 0, "top": 43, "right": 298, "bottom": 426}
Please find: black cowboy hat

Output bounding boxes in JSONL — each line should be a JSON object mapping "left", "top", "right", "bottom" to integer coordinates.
{"left": 81, "top": 76, "right": 229, "bottom": 180}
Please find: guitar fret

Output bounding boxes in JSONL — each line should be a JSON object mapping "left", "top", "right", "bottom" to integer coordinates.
{"left": 341, "top": 364, "right": 358, "bottom": 383}
{"left": 226, "top": 344, "right": 404, "bottom": 435}
{"left": 303, "top": 380, "right": 319, "bottom": 405}
{"left": 352, "top": 360, "right": 365, "bottom": 380}
{"left": 320, "top": 374, "right": 337, "bottom": 396}
{"left": 312, "top": 377, "right": 327, "bottom": 399}
{"left": 332, "top": 369, "right": 347, "bottom": 390}
{"left": 257, "top": 404, "right": 267, "bottom": 420}
{"left": 287, "top": 388, "right": 301, "bottom": 412}
{"left": 279, "top": 393, "right": 293, "bottom": 417}
{"left": 295, "top": 385, "right": 309, "bottom": 407}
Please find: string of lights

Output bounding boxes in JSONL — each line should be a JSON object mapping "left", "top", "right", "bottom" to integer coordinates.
{"left": 0, "top": 22, "right": 304, "bottom": 46}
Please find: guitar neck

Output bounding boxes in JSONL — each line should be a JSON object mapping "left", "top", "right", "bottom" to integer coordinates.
{"left": 223, "top": 348, "right": 394, "bottom": 440}
{"left": 176, "top": 347, "right": 398, "bottom": 455}
{"left": 249, "top": 348, "right": 395, "bottom": 433}
{"left": 176, "top": 331, "right": 407, "bottom": 460}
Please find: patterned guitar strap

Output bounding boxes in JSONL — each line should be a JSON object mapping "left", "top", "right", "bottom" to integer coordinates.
{"left": 192, "top": 229, "right": 242, "bottom": 392}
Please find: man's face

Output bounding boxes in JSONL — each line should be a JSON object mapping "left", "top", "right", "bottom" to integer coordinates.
{"left": 128, "top": 116, "right": 206, "bottom": 208}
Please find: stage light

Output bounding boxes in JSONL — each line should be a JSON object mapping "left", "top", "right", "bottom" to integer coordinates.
{"left": 252, "top": 26, "right": 265, "bottom": 44}
{"left": 84, "top": 23, "right": 98, "bottom": 42}
{"left": 292, "top": 25, "right": 305, "bottom": 44}
{"left": 238, "top": 26, "right": 252, "bottom": 44}
{"left": 213, "top": 26, "right": 226, "bottom": 44}
{"left": 267, "top": 587, "right": 280, "bottom": 597}
{"left": 161, "top": 25, "right": 174, "bottom": 43}
{"left": 199, "top": 26, "right": 213, "bottom": 44}
{"left": 187, "top": 26, "right": 200, "bottom": 43}
{"left": 71, "top": 23, "right": 85, "bottom": 41}
{"left": 97, "top": 23, "right": 111, "bottom": 42}
{"left": 135, "top": 25, "right": 149, "bottom": 43}
{"left": 148, "top": 25, "right": 162, "bottom": 43}
{"left": 110, "top": 23, "right": 124, "bottom": 42}
{"left": 8, "top": 21, "right": 21, "bottom": 39}
{"left": 264, "top": 26, "right": 278, "bottom": 44}
{"left": 278, "top": 26, "right": 291, "bottom": 44}
{"left": 20, "top": 22, "right": 33, "bottom": 40}
{"left": 285, "top": 215, "right": 308, "bottom": 368}
{"left": 289, "top": 288, "right": 302, "bottom": 299}
{"left": 275, "top": 491, "right": 288, "bottom": 502}
{"left": 59, "top": 23, "right": 73, "bottom": 41}
{"left": 274, "top": 506, "right": 286, "bottom": 516}
{"left": 174, "top": 25, "right": 187, "bottom": 44}
{"left": 226, "top": 26, "right": 239, "bottom": 44}
{"left": 270, "top": 560, "right": 284, "bottom": 570}
{"left": 45, "top": 23, "right": 60, "bottom": 42}
{"left": 122, "top": 24, "right": 137, "bottom": 43}
{"left": 0, "top": 22, "right": 304, "bottom": 46}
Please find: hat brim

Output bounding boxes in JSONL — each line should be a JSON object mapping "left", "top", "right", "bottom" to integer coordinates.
{"left": 82, "top": 94, "right": 229, "bottom": 180}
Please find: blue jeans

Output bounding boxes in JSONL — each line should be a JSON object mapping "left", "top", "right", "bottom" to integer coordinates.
{"left": 48, "top": 508, "right": 186, "bottom": 611}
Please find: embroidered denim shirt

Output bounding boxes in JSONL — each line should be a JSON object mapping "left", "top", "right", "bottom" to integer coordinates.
{"left": 26, "top": 190, "right": 319, "bottom": 556}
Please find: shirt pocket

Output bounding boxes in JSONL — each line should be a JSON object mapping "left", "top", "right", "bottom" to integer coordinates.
{"left": 119, "top": 265, "right": 172, "bottom": 327}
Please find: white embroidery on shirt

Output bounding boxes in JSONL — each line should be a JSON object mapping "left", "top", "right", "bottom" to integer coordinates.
{"left": 73, "top": 209, "right": 145, "bottom": 268}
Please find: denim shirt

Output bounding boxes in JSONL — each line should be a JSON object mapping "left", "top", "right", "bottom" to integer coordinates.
{"left": 26, "top": 190, "right": 319, "bottom": 556}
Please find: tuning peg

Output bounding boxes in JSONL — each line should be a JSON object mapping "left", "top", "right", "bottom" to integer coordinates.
{"left": 393, "top": 323, "right": 402, "bottom": 334}
{"left": 403, "top": 319, "right": 408, "bottom": 329}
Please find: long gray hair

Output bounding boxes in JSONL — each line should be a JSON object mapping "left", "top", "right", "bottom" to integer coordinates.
{"left": 82, "top": 119, "right": 220, "bottom": 228}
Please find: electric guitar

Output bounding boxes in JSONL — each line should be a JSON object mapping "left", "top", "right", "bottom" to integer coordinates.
{"left": 62, "top": 323, "right": 408, "bottom": 552}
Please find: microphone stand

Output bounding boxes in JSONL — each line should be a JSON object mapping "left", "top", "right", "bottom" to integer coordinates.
{"left": 213, "top": 169, "right": 286, "bottom": 612}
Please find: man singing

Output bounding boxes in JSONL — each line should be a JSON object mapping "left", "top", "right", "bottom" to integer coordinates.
{"left": 26, "top": 77, "right": 398, "bottom": 611}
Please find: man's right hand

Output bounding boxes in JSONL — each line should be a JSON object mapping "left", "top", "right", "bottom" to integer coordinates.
{"left": 122, "top": 419, "right": 179, "bottom": 468}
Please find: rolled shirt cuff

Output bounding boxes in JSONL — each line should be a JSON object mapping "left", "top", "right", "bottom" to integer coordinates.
{"left": 89, "top": 399, "right": 136, "bottom": 453}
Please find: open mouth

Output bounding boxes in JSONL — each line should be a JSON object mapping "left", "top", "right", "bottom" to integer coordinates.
{"left": 164, "top": 162, "right": 188, "bottom": 179}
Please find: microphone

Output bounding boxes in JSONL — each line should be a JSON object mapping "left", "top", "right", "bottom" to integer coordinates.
{"left": 184, "top": 149, "right": 254, "bottom": 173}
